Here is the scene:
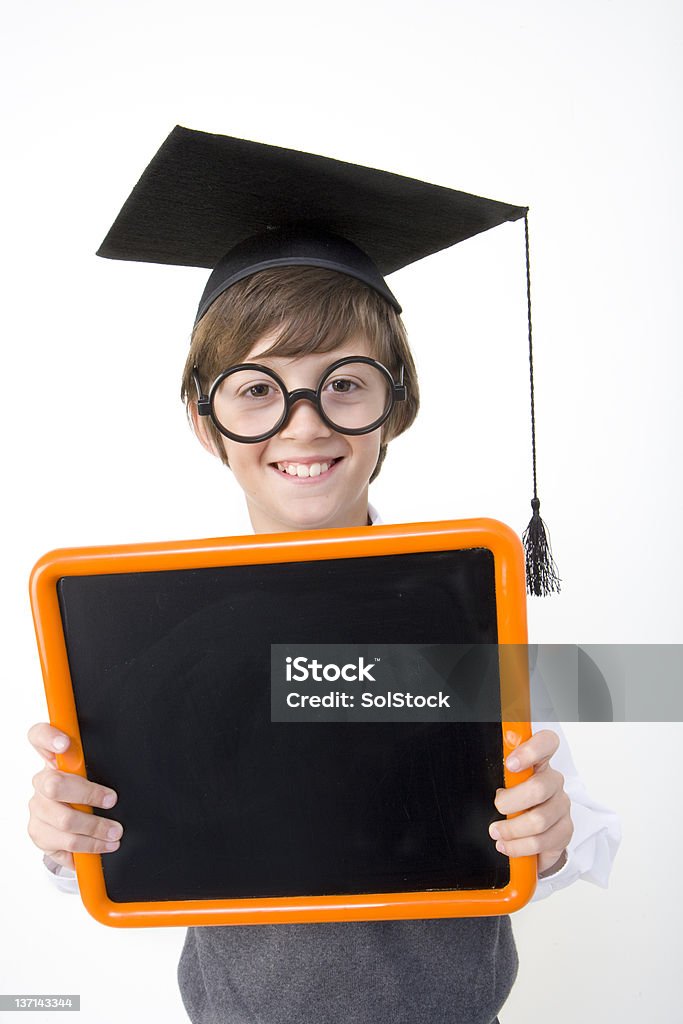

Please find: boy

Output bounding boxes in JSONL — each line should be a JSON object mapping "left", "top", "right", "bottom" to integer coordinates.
{"left": 27, "top": 128, "right": 618, "bottom": 1023}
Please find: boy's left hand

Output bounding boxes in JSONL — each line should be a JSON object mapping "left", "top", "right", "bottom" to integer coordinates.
{"left": 489, "top": 729, "right": 573, "bottom": 876}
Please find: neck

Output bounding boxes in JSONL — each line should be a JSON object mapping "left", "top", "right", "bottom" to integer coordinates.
{"left": 247, "top": 496, "right": 371, "bottom": 535}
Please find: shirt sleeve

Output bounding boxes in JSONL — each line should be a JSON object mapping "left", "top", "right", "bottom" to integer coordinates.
{"left": 529, "top": 711, "right": 621, "bottom": 901}
{"left": 43, "top": 854, "right": 79, "bottom": 895}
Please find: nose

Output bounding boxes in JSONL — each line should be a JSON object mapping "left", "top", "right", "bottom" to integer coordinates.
{"left": 278, "top": 394, "right": 333, "bottom": 440}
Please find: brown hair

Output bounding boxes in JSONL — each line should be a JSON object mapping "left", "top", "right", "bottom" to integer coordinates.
{"left": 181, "top": 266, "right": 419, "bottom": 482}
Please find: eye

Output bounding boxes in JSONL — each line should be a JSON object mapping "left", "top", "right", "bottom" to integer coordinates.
{"left": 325, "top": 375, "right": 365, "bottom": 396}
{"left": 329, "top": 378, "right": 355, "bottom": 393}
{"left": 235, "top": 379, "right": 280, "bottom": 400}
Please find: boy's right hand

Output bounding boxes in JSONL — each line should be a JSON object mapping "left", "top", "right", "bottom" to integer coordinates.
{"left": 27, "top": 723, "right": 123, "bottom": 871}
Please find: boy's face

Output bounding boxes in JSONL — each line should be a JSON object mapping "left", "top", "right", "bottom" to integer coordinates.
{"left": 203, "top": 334, "right": 383, "bottom": 535}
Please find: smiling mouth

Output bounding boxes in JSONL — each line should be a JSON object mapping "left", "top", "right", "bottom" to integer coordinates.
{"left": 273, "top": 458, "right": 343, "bottom": 479}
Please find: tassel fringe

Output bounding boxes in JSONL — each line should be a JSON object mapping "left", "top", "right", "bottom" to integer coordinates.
{"left": 522, "top": 498, "right": 561, "bottom": 597}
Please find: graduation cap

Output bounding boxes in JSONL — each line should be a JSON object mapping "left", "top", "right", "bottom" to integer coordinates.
{"left": 97, "top": 125, "right": 560, "bottom": 596}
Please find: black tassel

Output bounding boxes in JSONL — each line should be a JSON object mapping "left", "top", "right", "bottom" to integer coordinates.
{"left": 522, "top": 497, "right": 561, "bottom": 597}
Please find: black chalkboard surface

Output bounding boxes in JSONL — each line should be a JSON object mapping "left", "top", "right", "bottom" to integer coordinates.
{"left": 31, "top": 520, "right": 534, "bottom": 926}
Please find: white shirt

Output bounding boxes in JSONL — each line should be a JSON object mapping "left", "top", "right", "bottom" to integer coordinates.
{"left": 45, "top": 504, "right": 621, "bottom": 900}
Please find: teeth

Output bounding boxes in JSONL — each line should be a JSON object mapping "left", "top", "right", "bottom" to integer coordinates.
{"left": 277, "top": 461, "right": 333, "bottom": 478}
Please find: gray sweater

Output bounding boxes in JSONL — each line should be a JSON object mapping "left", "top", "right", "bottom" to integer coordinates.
{"left": 177, "top": 917, "right": 515, "bottom": 1023}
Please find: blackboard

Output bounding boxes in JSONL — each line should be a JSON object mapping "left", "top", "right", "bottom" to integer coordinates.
{"left": 31, "top": 519, "right": 535, "bottom": 926}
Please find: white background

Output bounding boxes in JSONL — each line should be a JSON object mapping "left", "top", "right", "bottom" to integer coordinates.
{"left": 1, "top": 1, "right": 681, "bottom": 1020}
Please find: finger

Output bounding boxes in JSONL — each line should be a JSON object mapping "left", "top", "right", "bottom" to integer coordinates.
{"left": 30, "top": 820, "right": 121, "bottom": 856}
{"left": 494, "top": 768, "right": 565, "bottom": 816}
{"left": 27, "top": 723, "right": 71, "bottom": 767}
{"left": 489, "top": 789, "right": 570, "bottom": 843}
{"left": 505, "top": 728, "right": 560, "bottom": 773}
{"left": 490, "top": 816, "right": 573, "bottom": 860}
{"left": 30, "top": 792, "right": 124, "bottom": 844}
{"left": 32, "top": 768, "right": 117, "bottom": 810}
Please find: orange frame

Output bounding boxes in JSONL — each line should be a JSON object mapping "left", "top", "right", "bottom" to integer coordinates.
{"left": 30, "top": 517, "right": 535, "bottom": 928}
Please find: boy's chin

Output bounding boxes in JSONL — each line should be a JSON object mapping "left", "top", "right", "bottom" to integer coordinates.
{"left": 266, "top": 509, "right": 351, "bottom": 535}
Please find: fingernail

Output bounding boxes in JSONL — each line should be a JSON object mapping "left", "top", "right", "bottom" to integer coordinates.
{"left": 506, "top": 755, "right": 520, "bottom": 771}
{"left": 52, "top": 735, "right": 68, "bottom": 752}
{"left": 101, "top": 793, "right": 117, "bottom": 809}
{"left": 496, "top": 840, "right": 506, "bottom": 854}
{"left": 489, "top": 825, "right": 501, "bottom": 840}
{"left": 104, "top": 841, "right": 120, "bottom": 852}
{"left": 107, "top": 826, "right": 122, "bottom": 841}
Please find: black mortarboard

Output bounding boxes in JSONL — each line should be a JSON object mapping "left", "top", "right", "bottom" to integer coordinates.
{"left": 97, "top": 126, "right": 526, "bottom": 324}
{"left": 97, "top": 126, "right": 560, "bottom": 596}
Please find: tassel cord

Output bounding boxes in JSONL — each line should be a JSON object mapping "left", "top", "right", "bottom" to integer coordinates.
{"left": 522, "top": 212, "right": 561, "bottom": 596}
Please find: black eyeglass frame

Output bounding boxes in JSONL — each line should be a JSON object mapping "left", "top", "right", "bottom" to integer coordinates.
{"left": 193, "top": 356, "right": 407, "bottom": 444}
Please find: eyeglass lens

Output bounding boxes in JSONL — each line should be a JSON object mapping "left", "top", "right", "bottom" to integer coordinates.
{"left": 212, "top": 361, "right": 392, "bottom": 439}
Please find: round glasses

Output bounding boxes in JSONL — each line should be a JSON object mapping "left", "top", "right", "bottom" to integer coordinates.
{"left": 194, "top": 356, "right": 406, "bottom": 443}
